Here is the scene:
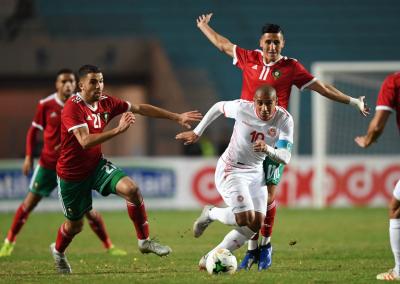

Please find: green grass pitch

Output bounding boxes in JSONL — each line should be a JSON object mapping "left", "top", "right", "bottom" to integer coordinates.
{"left": 0, "top": 208, "right": 392, "bottom": 283}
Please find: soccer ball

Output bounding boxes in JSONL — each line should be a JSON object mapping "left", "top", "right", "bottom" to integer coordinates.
{"left": 205, "top": 248, "right": 237, "bottom": 275}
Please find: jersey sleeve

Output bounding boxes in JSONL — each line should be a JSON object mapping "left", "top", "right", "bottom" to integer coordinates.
{"left": 278, "top": 115, "right": 294, "bottom": 145}
{"left": 31, "top": 102, "right": 45, "bottom": 131}
{"left": 233, "top": 46, "right": 256, "bottom": 70}
{"left": 292, "top": 61, "right": 316, "bottom": 91}
{"left": 376, "top": 74, "right": 397, "bottom": 112}
{"left": 221, "top": 100, "right": 241, "bottom": 119}
{"left": 108, "top": 95, "right": 131, "bottom": 119}
{"left": 63, "top": 102, "right": 87, "bottom": 132}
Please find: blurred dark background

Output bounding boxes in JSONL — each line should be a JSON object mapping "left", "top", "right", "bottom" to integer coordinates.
{"left": 0, "top": 0, "right": 399, "bottom": 158}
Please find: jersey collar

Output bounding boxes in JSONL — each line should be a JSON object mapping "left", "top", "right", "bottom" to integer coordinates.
{"left": 262, "top": 55, "right": 284, "bottom": 67}
{"left": 54, "top": 93, "right": 66, "bottom": 107}
{"left": 76, "top": 93, "right": 98, "bottom": 111}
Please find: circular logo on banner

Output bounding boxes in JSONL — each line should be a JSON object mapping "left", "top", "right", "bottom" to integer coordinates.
{"left": 192, "top": 167, "right": 223, "bottom": 205}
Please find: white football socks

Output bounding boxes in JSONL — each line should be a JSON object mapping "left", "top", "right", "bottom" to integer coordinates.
{"left": 209, "top": 226, "right": 256, "bottom": 255}
{"left": 390, "top": 219, "right": 400, "bottom": 275}
{"left": 209, "top": 207, "right": 237, "bottom": 226}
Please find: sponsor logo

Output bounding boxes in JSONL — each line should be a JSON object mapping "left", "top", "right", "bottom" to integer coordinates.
{"left": 252, "top": 65, "right": 258, "bottom": 70}
{"left": 86, "top": 115, "right": 92, "bottom": 121}
{"left": 50, "top": 112, "right": 58, "bottom": 118}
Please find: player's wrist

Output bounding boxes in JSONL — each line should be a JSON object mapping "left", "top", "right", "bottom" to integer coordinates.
{"left": 349, "top": 97, "right": 360, "bottom": 108}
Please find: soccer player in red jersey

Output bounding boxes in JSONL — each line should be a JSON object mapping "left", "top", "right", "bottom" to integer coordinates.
{"left": 0, "top": 69, "right": 126, "bottom": 257}
{"left": 50, "top": 64, "right": 202, "bottom": 274}
{"left": 355, "top": 72, "right": 400, "bottom": 281}
{"left": 196, "top": 13, "right": 370, "bottom": 270}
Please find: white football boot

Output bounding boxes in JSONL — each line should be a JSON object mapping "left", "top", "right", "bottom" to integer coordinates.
{"left": 49, "top": 243, "right": 72, "bottom": 274}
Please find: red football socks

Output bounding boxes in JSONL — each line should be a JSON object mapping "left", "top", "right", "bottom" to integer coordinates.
{"left": 55, "top": 223, "right": 75, "bottom": 253}
{"left": 261, "top": 200, "right": 276, "bottom": 238}
{"left": 87, "top": 211, "right": 112, "bottom": 249}
{"left": 6, "top": 204, "right": 30, "bottom": 243}
{"left": 126, "top": 201, "right": 149, "bottom": 240}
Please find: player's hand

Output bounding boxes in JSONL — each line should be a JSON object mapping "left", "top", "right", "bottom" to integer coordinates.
{"left": 356, "top": 96, "right": 370, "bottom": 117}
{"left": 175, "top": 131, "right": 199, "bottom": 145}
{"left": 253, "top": 140, "right": 267, "bottom": 152}
{"left": 196, "top": 13, "right": 213, "bottom": 28}
{"left": 354, "top": 135, "right": 370, "bottom": 148}
{"left": 117, "top": 112, "right": 136, "bottom": 133}
{"left": 22, "top": 155, "right": 33, "bottom": 176}
{"left": 177, "top": 111, "right": 203, "bottom": 129}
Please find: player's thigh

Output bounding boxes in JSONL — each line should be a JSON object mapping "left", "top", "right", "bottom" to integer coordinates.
{"left": 29, "top": 165, "right": 58, "bottom": 197}
{"left": 57, "top": 177, "right": 92, "bottom": 221}
{"left": 263, "top": 157, "right": 285, "bottom": 186}
{"left": 92, "top": 158, "right": 127, "bottom": 196}
{"left": 249, "top": 172, "right": 267, "bottom": 215}
{"left": 390, "top": 180, "right": 400, "bottom": 218}
{"left": 215, "top": 159, "right": 255, "bottom": 214}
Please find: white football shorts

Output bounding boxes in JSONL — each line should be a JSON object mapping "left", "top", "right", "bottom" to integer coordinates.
{"left": 215, "top": 158, "right": 267, "bottom": 214}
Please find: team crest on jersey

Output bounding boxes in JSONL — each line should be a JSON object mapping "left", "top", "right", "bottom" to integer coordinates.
{"left": 237, "top": 195, "right": 244, "bottom": 202}
{"left": 272, "top": 70, "right": 281, "bottom": 79}
{"left": 268, "top": 127, "right": 277, "bottom": 137}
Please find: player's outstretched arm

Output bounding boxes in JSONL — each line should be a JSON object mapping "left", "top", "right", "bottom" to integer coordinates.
{"left": 308, "top": 80, "right": 370, "bottom": 116}
{"left": 196, "top": 13, "right": 235, "bottom": 58}
{"left": 354, "top": 110, "right": 391, "bottom": 148}
{"left": 130, "top": 104, "right": 202, "bottom": 129}
{"left": 73, "top": 112, "right": 136, "bottom": 149}
{"left": 175, "top": 131, "right": 199, "bottom": 145}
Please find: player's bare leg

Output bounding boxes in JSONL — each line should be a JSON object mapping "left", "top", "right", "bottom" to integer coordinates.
{"left": 116, "top": 177, "right": 171, "bottom": 256}
{"left": 377, "top": 194, "right": 400, "bottom": 281}
{"left": 0, "top": 192, "right": 42, "bottom": 257}
{"left": 85, "top": 209, "right": 127, "bottom": 256}
{"left": 50, "top": 219, "right": 83, "bottom": 274}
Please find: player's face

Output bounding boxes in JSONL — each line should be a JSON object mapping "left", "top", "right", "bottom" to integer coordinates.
{"left": 79, "top": 72, "right": 104, "bottom": 102}
{"left": 56, "top": 73, "right": 76, "bottom": 101}
{"left": 254, "top": 93, "right": 277, "bottom": 121}
{"left": 259, "top": 32, "right": 285, "bottom": 63}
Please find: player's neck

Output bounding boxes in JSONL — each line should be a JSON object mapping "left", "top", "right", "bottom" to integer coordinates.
{"left": 263, "top": 55, "right": 282, "bottom": 65}
{"left": 80, "top": 92, "right": 97, "bottom": 106}
{"left": 56, "top": 92, "right": 67, "bottom": 103}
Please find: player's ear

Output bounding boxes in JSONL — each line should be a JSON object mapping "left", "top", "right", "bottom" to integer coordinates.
{"left": 78, "top": 80, "right": 84, "bottom": 91}
{"left": 259, "top": 36, "right": 263, "bottom": 48}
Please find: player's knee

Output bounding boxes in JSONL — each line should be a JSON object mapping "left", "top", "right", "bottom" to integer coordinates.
{"left": 389, "top": 197, "right": 400, "bottom": 219}
{"left": 235, "top": 211, "right": 255, "bottom": 226}
{"left": 66, "top": 220, "right": 84, "bottom": 235}
{"left": 124, "top": 183, "right": 142, "bottom": 203}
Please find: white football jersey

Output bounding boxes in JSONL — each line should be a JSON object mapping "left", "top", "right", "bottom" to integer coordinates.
{"left": 220, "top": 99, "right": 293, "bottom": 168}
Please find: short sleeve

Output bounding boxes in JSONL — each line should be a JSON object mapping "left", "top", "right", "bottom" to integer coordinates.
{"left": 62, "top": 102, "right": 87, "bottom": 132}
{"left": 292, "top": 61, "right": 315, "bottom": 90}
{"left": 108, "top": 95, "right": 131, "bottom": 119}
{"left": 376, "top": 75, "right": 396, "bottom": 112}
{"left": 233, "top": 46, "right": 255, "bottom": 70}
{"left": 32, "top": 102, "right": 45, "bottom": 131}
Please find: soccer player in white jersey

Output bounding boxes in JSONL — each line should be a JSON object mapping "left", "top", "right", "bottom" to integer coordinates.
{"left": 196, "top": 13, "right": 370, "bottom": 270}
{"left": 355, "top": 72, "right": 400, "bottom": 281}
{"left": 176, "top": 85, "right": 294, "bottom": 270}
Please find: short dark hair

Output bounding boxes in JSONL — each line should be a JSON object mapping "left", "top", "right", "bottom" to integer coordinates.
{"left": 261, "top": 23, "right": 284, "bottom": 36}
{"left": 56, "top": 68, "right": 74, "bottom": 77}
{"left": 78, "top": 64, "right": 101, "bottom": 79}
{"left": 255, "top": 85, "right": 277, "bottom": 100}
